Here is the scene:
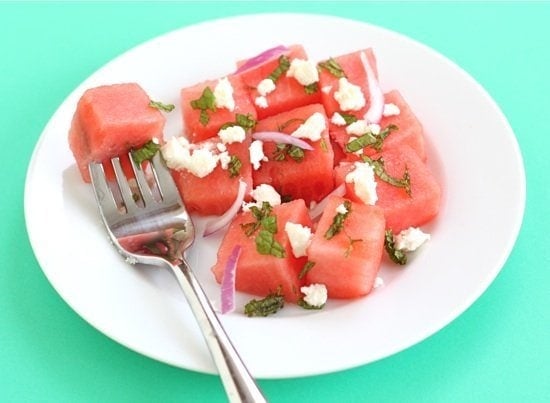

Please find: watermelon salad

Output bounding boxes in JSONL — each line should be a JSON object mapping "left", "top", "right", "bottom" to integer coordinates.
{"left": 68, "top": 44, "right": 441, "bottom": 317}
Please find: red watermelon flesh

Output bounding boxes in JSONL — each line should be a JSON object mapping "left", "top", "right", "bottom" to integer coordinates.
{"left": 334, "top": 145, "right": 441, "bottom": 233}
{"left": 318, "top": 48, "right": 378, "bottom": 119}
{"left": 181, "top": 75, "right": 257, "bottom": 143}
{"left": 330, "top": 90, "right": 427, "bottom": 162}
{"left": 252, "top": 103, "right": 335, "bottom": 205}
{"left": 69, "top": 83, "right": 165, "bottom": 182}
{"left": 211, "top": 199, "right": 313, "bottom": 302}
{"left": 306, "top": 195, "right": 385, "bottom": 299}
{"left": 235, "top": 44, "right": 322, "bottom": 119}
{"left": 171, "top": 136, "right": 253, "bottom": 216}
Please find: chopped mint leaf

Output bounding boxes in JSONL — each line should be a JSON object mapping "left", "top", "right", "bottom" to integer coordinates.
{"left": 318, "top": 57, "right": 346, "bottom": 78}
{"left": 339, "top": 112, "right": 358, "bottom": 125}
{"left": 384, "top": 229, "right": 407, "bottom": 265}
{"left": 244, "top": 287, "right": 285, "bottom": 317}
{"left": 298, "top": 299, "right": 325, "bottom": 310}
{"left": 235, "top": 113, "right": 257, "bottom": 130}
{"left": 344, "top": 237, "right": 363, "bottom": 258}
{"left": 298, "top": 261, "right": 315, "bottom": 280}
{"left": 228, "top": 155, "right": 242, "bottom": 178}
{"left": 149, "top": 100, "right": 175, "bottom": 112}
{"left": 324, "top": 200, "right": 352, "bottom": 240}
{"left": 131, "top": 140, "right": 160, "bottom": 165}
{"left": 363, "top": 155, "right": 412, "bottom": 196}
{"left": 345, "top": 124, "right": 398, "bottom": 153}
{"left": 255, "top": 230, "right": 286, "bottom": 258}
{"left": 190, "top": 87, "right": 216, "bottom": 126}
{"left": 268, "top": 55, "right": 291, "bottom": 82}
{"left": 272, "top": 143, "right": 305, "bottom": 162}
{"left": 320, "top": 138, "right": 328, "bottom": 152}
{"left": 304, "top": 82, "right": 318, "bottom": 94}
{"left": 241, "top": 202, "right": 273, "bottom": 237}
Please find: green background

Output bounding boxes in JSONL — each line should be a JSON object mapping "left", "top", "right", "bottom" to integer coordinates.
{"left": 1, "top": 2, "right": 548, "bottom": 402}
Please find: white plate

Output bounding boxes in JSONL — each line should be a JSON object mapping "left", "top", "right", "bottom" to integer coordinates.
{"left": 24, "top": 14, "right": 525, "bottom": 379}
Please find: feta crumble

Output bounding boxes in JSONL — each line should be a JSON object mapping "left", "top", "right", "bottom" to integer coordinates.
{"left": 395, "top": 227, "right": 431, "bottom": 252}
{"left": 330, "top": 112, "right": 347, "bottom": 126}
{"left": 321, "top": 85, "right": 332, "bottom": 94}
{"left": 218, "top": 125, "right": 246, "bottom": 144}
{"left": 218, "top": 151, "right": 231, "bottom": 170}
{"left": 335, "top": 202, "right": 348, "bottom": 215}
{"left": 346, "top": 120, "right": 380, "bottom": 136}
{"left": 345, "top": 161, "right": 378, "bottom": 205}
{"left": 290, "top": 112, "right": 326, "bottom": 141}
{"left": 249, "top": 139, "right": 266, "bottom": 170}
{"left": 284, "top": 222, "right": 313, "bottom": 258}
{"left": 242, "top": 184, "right": 282, "bottom": 211}
{"left": 254, "top": 95, "right": 268, "bottom": 109}
{"left": 257, "top": 78, "right": 276, "bottom": 96}
{"left": 213, "top": 77, "right": 235, "bottom": 111}
{"left": 161, "top": 138, "right": 218, "bottom": 178}
{"left": 333, "top": 77, "right": 365, "bottom": 111}
{"left": 286, "top": 58, "right": 319, "bottom": 86}
{"left": 300, "top": 284, "right": 328, "bottom": 308}
{"left": 383, "top": 102, "right": 401, "bottom": 117}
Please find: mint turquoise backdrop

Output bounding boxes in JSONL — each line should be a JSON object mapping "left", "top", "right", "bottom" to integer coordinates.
{"left": 1, "top": 2, "right": 548, "bottom": 402}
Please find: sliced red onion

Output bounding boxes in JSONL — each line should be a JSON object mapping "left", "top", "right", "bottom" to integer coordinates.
{"left": 221, "top": 245, "right": 242, "bottom": 314}
{"left": 234, "top": 45, "right": 290, "bottom": 74}
{"left": 308, "top": 183, "right": 346, "bottom": 220}
{"left": 360, "top": 51, "right": 384, "bottom": 124}
{"left": 203, "top": 179, "right": 247, "bottom": 237}
{"left": 252, "top": 131, "right": 314, "bottom": 150}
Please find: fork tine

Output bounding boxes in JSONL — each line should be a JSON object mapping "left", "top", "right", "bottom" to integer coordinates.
{"left": 89, "top": 162, "right": 119, "bottom": 216}
{"left": 111, "top": 157, "right": 137, "bottom": 213}
{"left": 150, "top": 153, "right": 180, "bottom": 203}
{"left": 128, "top": 152, "right": 156, "bottom": 207}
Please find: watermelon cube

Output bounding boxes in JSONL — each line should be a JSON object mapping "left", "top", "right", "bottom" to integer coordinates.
{"left": 181, "top": 75, "right": 257, "bottom": 143}
{"left": 330, "top": 90, "right": 427, "bottom": 161}
{"left": 68, "top": 83, "right": 165, "bottom": 182}
{"left": 252, "top": 103, "right": 335, "bottom": 205}
{"left": 334, "top": 145, "right": 441, "bottom": 233}
{"left": 236, "top": 44, "right": 322, "bottom": 119}
{"left": 170, "top": 136, "right": 253, "bottom": 216}
{"left": 211, "top": 199, "right": 313, "bottom": 302}
{"left": 306, "top": 195, "right": 386, "bottom": 298}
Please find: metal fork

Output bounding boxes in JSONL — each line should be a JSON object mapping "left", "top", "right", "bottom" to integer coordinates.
{"left": 88, "top": 152, "right": 266, "bottom": 403}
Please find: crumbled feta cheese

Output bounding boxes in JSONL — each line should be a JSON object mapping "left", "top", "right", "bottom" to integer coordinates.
{"left": 383, "top": 102, "right": 401, "bottom": 117}
{"left": 218, "top": 151, "right": 231, "bottom": 170}
{"left": 334, "top": 77, "right": 365, "bottom": 111}
{"left": 254, "top": 95, "right": 268, "bottom": 109}
{"left": 321, "top": 85, "right": 332, "bottom": 94}
{"left": 373, "top": 277, "right": 384, "bottom": 288}
{"left": 218, "top": 125, "right": 246, "bottom": 144}
{"left": 242, "top": 184, "right": 282, "bottom": 211}
{"left": 213, "top": 77, "right": 235, "bottom": 111}
{"left": 335, "top": 203, "right": 348, "bottom": 215}
{"left": 286, "top": 58, "right": 319, "bottom": 86}
{"left": 345, "top": 120, "right": 381, "bottom": 136}
{"left": 216, "top": 143, "right": 227, "bottom": 153}
{"left": 395, "top": 227, "right": 431, "bottom": 252}
{"left": 249, "top": 139, "right": 266, "bottom": 170}
{"left": 161, "top": 137, "right": 218, "bottom": 178}
{"left": 291, "top": 112, "right": 326, "bottom": 141}
{"left": 331, "top": 112, "right": 347, "bottom": 126}
{"left": 284, "top": 222, "right": 312, "bottom": 258}
{"left": 345, "top": 161, "right": 378, "bottom": 205}
{"left": 301, "top": 284, "right": 328, "bottom": 308}
{"left": 257, "top": 78, "right": 276, "bottom": 96}
{"left": 369, "top": 123, "right": 381, "bottom": 135}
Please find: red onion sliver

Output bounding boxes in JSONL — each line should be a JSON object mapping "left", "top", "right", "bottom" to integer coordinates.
{"left": 360, "top": 51, "right": 385, "bottom": 124}
{"left": 234, "top": 45, "right": 290, "bottom": 74}
{"left": 221, "top": 245, "right": 242, "bottom": 314}
{"left": 308, "top": 183, "right": 346, "bottom": 220}
{"left": 252, "top": 131, "right": 314, "bottom": 151}
{"left": 203, "top": 179, "right": 248, "bottom": 237}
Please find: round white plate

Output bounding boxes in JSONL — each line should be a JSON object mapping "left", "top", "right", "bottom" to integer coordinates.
{"left": 24, "top": 14, "right": 525, "bottom": 379}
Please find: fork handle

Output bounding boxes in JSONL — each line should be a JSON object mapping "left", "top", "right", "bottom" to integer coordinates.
{"left": 168, "top": 260, "right": 267, "bottom": 403}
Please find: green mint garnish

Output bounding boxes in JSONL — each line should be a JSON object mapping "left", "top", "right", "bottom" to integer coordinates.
{"left": 345, "top": 124, "right": 398, "bottom": 153}
{"left": 318, "top": 57, "right": 346, "bottom": 78}
{"left": 149, "top": 100, "right": 175, "bottom": 112}
{"left": 228, "top": 155, "right": 242, "bottom": 178}
{"left": 244, "top": 287, "right": 285, "bottom": 317}
{"left": 363, "top": 155, "right": 412, "bottom": 196}
{"left": 324, "top": 200, "right": 352, "bottom": 240}
{"left": 339, "top": 112, "right": 358, "bottom": 125}
{"left": 344, "top": 237, "right": 363, "bottom": 258}
{"left": 297, "top": 299, "right": 325, "bottom": 310}
{"left": 273, "top": 143, "right": 305, "bottom": 162}
{"left": 220, "top": 113, "right": 257, "bottom": 131}
{"left": 241, "top": 202, "right": 286, "bottom": 258}
{"left": 304, "top": 82, "right": 318, "bottom": 95}
{"left": 190, "top": 87, "right": 216, "bottom": 126}
{"left": 255, "top": 229, "right": 286, "bottom": 258}
{"left": 131, "top": 140, "right": 160, "bottom": 165}
{"left": 320, "top": 138, "right": 328, "bottom": 152}
{"left": 268, "top": 55, "right": 291, "bottom": 82}
{"left": 384, "top": 229, "right": 407, "bottom": 265}
{"left": 298, "top": 261, "right": 315, "bottom": 280}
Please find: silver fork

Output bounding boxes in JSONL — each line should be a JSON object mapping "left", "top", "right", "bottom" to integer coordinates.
{"left": 88, "top": 152, "right": 266, "bottom": 403}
